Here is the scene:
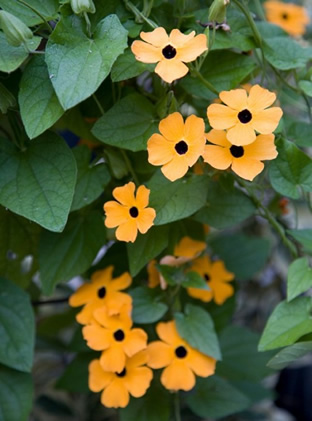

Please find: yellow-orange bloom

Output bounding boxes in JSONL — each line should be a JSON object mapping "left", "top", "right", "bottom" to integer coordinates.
{"left": 83, "top": 307, "right": 148, "bottom": 372}
{"left": 89, "top": 351, "right": 153, "bottom": 408}
{"left": 264, "top": 1, "right": 309, "bottom": 37}
{"left": 131, "top": 27, "right": 207, "bottom": 83}
{"left": 147, "top": 112, "right": 206, "bottom": 181}
{"left": 187, "top": 255, "right": 234, "bottom": 304}
{"left": 69, "top": 266, "right": 132, "bottom": 324}
{"left": 147, "top": 321, "right": 216, "bottom": 391}
{"left": 104, "top": 182, "right": 156, "bottom": 243}
{"left": 202, "top": 129, "right": 278, "bottom": 181}
{"left": 207, "top": 85, "right": 283, "bottom": 146}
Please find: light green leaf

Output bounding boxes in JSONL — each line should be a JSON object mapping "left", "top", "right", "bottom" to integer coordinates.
{"left": 0, "top": 133, "right": 77, "bottom": 232}
{"left": 186, "top": 375, "right": 250, "bottom": 419}
{"left": 71, "top": 145, "right": 111, "bottom": 211}
{"left": 92, "top": 94, "right": 157, "bottom": 151}
{"left": 111, "top": 48, "right": 154, "bottom": 82}
{"left": 39, "top": 211, "right": 105, "bottom": 295}
{"left": 0, "top": 32, "right": 41, "bottom": 73}
{"left": 263, "top": 37, "right": 312, "bottom": 70}
{"left": 0, "top": 278, "right": 34, "bottom": 372}
{"left": 269, "top": 139, "right": 312, "bottom": 199}
{"left": 45, "top": 14, "right": 128, "bottom": 110}
{"left": 288, "top": 229, "right": 312, "bottom": 254}
{"left": 267, "top": 341, "right": 312, "bottom": 370}
{"left": 0, "top": 364, "right": 33, "bottom": 421}
{"left": 130, "top": 287, "right": 168, "bottom": 324}
{"left": 259, "top": 297, "right": 312, "bottom": 351}
{"left": 181, "top": 271, "right": 210, "bottom": 289}
{"left": 0, "top": 0, "right": 59, "bottom": 25}
{"left": 287, "top": 121, "right": 312, "bottom": 147}
{"left": 299, "top": 80, "right": 312, "bottom": 97}
{"left": 175, "top": 304, "right": 221, "bottom": 360}
{"left": 287, "top": 257, "right": 312, "bottom": 302}
{"left": 148, "top": 172, "right": 208, "bottom": 225}
{"left": 127, "top": 225, "right": 169, "bottom": 276}
{"left": 19, "top": 55, "right": 64, "bottom": 139}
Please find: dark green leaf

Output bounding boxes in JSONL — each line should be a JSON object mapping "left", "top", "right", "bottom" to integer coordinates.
{"left": 287, "top": 121, "right": 312, "bottom": 147}
{"left": 181, "top": 271, "right": 210, "bottom": 289}
{"left": 0, "top": 133, "right": 77, "bottom": 232}
{"left": 263, "top": 37, "right": 312, "bottom": 70}
{"left": 46, "top": 14, "right": 128, "bottom": 110}
{"left": 175, "top": 304, "right": 221, "bottom": 360}
{"left": 287, "top": 257, "right": 312, "bottom": 302}
{"left": 288, "top": 229, "right": 312, "bottom": 254}
{"left": 0, "top": 0, "right": 59, "bottom": 25}
{"left": 0, "top": 278, "right": 34, "bottom": 372}
{"left": 130, "top": 286, "right": 168, "bottom": 324}
{"left": 56, "top": 353, "right": 95, "bottom": 393}
{"left": 267, "top": 341, "right": 312, "bottom": 370}
{"left": 111, "top": 48, "right": 154, "bottom": 82}
{"left": 92, "top": 94, "right": 157, "bottom": 151}
{"left": 299, "top": 80, "right": 312, "bottom": 97}
{"left": 0, "top": 83, "right": 16, "bottom": 113}
{"left": 39, "top": 211, "right": 105, "bottom": 295}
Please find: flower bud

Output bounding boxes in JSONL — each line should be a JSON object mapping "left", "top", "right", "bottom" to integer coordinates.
{"left": 208, "top": 0, "right": 230, "bottom": 23}
{"left": 70, "top": 0, "right": 96, "bottom": 14}
{"left": 0, "top": 83, "right": 16, "bottom": 114}
{"left": 0, "top": 10, "right": 33, "bottom": 47}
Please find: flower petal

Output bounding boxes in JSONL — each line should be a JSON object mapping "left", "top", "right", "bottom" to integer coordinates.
{"left": 131, "top": 40, "right": 162, "bottom": 63}
{"left": 76, "top": 300, "right": 99, "bottom": 325}
{"left": 147, "top": 341, "right": 174, "bottom": 368}
{"left": 211, "top": 280, "right": 234, "bottom": 305}
{"left": 161, "top": 360, "right": 196, "bottom": 391}
{"left": 140, "top": 27, "right": 169, "bottom": 47}
{"left": 231, "top": 157, "right": 264, "bottom": 181}
{"left": 137, "top": 207, "right": 156, "bottom": 234}
{"left": 219, "top": 89, "right": 248, "bottom": 110}
{"left": 115, "top": 219, "right": 138, "bottom": 243}
{"left": 127, "top": 350, "right": 148, "bottom": 369}
{"left": 187, "top": 286, "right": 213, "bottom": 302}
{"left": 100, "top": 345, "right": 126, "bottom": 373}
{"left": 155, "top": 59, "right": 189, "bottom": 83}
{"left": 226, "top": 123, "right": 256, "bottom": 146}
{"left": 89, "top": 359, "right": 114, "bottom": 392}
{"left": 135, "top": 185, "right": 150, "bottom": 209}
{"left": 82, "top": 324, "right": 112, "bottom": 350}
{"left": 206, "top": 129, "right": 231, "bottom": 147}
{"left": 161, "top": 156, "right": 189, "bottom": 181}
{"left": 156, "top": 321, "right": 181, "bottom": 345}
{"left": 187, "top": 350, "right": 216, "bottom": 377}
{"left": 104, "top": 201, "right": 129, "bottom": 228}
{"left": 207, "top": 104, "right": 237, "bottom": 130}
{"left": 211, "top": 260, "right": 234, "bottom": 282}
{"left": 110, "top": 272, "right": 132, "bottom": 292}
{"left": 202, "top": 145, "right": 232, "bottom": 170}
{"left": 169, "top": 29, "right": 195, "bottom": 47}
{"left": 176, "top": 34, "right": 208, "bottom": 62}
{"left": 101, "top": 380, "right": 129, "bottom": 408}
{"left": 147, "top": 260, "right": 161, "bottom": 288}
{"left": 69, "top": 282, "right": 94, "bottom": 307}
{"left": 147, "top": 133, "right": 175, "bottom": 166}
{"left": 123, "top": 328, "right": 148, "bottom": 357}
{"left": 184, "top": 115, "right": 205, "bottom": 144}
{"left": 247, "top": 84, "right": 276, "bottom": 111}
{"left": 104, "top": 291, "right": 133, "bottom": 316}
{"left": 113, "top": 182, "right": 136, "bottom": 206}
{"left": 251, "top": 107, "right": 283, "bottom": 134}
{"left": 159, "top": 112, "right": 184, "bottom": 142}
{"left": 174, "top": 237, "right": 206, "bottom": 258}
{"left": 125, "top": 366, "right": 153, "bottom": 397}
{"left": 243, "top": 134, "right": 277, "bottom": 161}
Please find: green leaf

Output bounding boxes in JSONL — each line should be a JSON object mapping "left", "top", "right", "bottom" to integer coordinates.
{"left": 269, "top": 139, "right": 312, "bottom": 199}
{"left": 217, "top": 326, "right": 272, "bottom": 381}
{"left": 194, "top": 181, "right": 255, "bottom": 229}
{"left": 259, "top": 297, "right": 312, "bottom": 351}
{"left": 71, "top": 145, "right": 111, "bottom": 211}
{"left": 0, "top": 277, "right": 34, "bottom": 372}
{"left": 56, "top": 353, "right": 95, "bottom": 393}
{"left": 111, "top": 48, "right": 154, "bottom": 82}
{"left": 45, "top": 14, "right": 128, "bottom": 110}
{"left": 0, "top": 83, "right": 16, "bottom": 113}
{"left": 181, "top": 50, "right": 256, "bottom": 100}
{"left": 299, "top": 80, "right": 312, "bottom": 97}
{"left": 92, "top": 94, "right": 157, "bottom": 151}
{"left": 287, "top": 121, "right": 312, "bottom": 147}
{"left": 288, "top": 229, "right": 312, "bottom": 254}
{"left": 0, "top": 32, "right": 41, "bottom": 73}
{"left": 210, "top": 234, "right": 270, "bottom": 281}
{"left": 0, "top": 133, "right": 77, "bottom": 232}
{"left": 0, "top": 364, "right": 33, "bottom": 421}
{"left": 148, "top": 172, "right": 208, "bottom": 225}
{"left": 0, "top": 0, "right": 59, "bottom": 25}
{"left": 156, "top": 264, "right": 179, "bottom": 286}
{"left": 127, "top": 225, "right": 169, "bottom": 276}
{"left": 19, "top": 55, "right": 64, "bottom": 139}
{"left": 130, "top": 287, "right": 168, "bottom": 324}
{"left": 181, "top": 271, "right": 210, "bottom": 289}
{"left": 175, "top": 304, "right": 221, "bottom": 360}
{"left": 287, "top": 257, "right": 312, "bottom": 302}
{"left": 267, "top": 341, "right": 312, "bottom": 370}
{"left": 263, "top": 37, "right": 312, "bottom": 70}
{"left": 186, "top": 375, "right": 250, "bottom": 419}
{"left": 39, "top": 211, "right": 105, "bottom": 295}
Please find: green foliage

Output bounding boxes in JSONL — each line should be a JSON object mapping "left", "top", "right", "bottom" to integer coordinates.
{"left": 111, "top": 48, "right": 154, "bottom": 82}
{"left": 263, "top": 37, "right": 312, "bottom": 70}
{"left": 267, "top": 341, "right": 312, "bottom": 370}
{"left": 56, "top": 353, "right": 95, "bottom": 393}
{"left": 288, "top": 229, "right": 312, "bottom": 254}
{"left": 130, "top": 287, "right": 168, "bottom": 324}
{"left": 0, "top": 0, "right": 59, "bottom": 25}
{"left": 287, "top": 257, "right": 312, "bottom": 302}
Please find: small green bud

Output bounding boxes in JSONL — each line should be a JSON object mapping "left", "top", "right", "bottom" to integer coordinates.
{"left": 0, "top": 10, "right": 33, "bottom": 47}
{"left": 0, "top": 83, "right": 16, "bottom": 114}
{"left": 208, "top": 0, "right": 230, "bottom": 23}
{"left": 70, "top": 0, "right": 96, "bottom": 14}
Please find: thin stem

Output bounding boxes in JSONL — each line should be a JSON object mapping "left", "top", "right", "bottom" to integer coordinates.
{"left": 84, "top": 12, "right": 92, "bottom": 38}
{"left": 254, "top": 0, "right": 266, "bottom": 20}
{"left": 92, "top": 94, "right": 105, "bottom": 116}
{"left": 174, "top": 392, "right": 181, "bottom": 421}
{"left": 32, "top": 297, "right": 69, "bottom": 306}
{"left": 121, "top": 150, "right": 140, "bottom": 185}
{"left": 124, "top": 0, "right": 158, "bottom": 29}
{"left": 190, "top": 67, "right": 219, "bottom": 95}
{"left": 18, "top": 0, "right": 53, "bottom": 33}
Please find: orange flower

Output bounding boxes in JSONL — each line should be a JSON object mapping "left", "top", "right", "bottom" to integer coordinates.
{"left": 131, "top": 27, "right": 207, "bottom": 83}
{"left": 264, "top": 1, "right": 309, "bottom": 37}
{"left": 69, "top": 266, "right": 132, "bottom": 324}
{"left": 83, "top": 307, "right": 148, "bottom": 372}
{"left": 104, "top": 182, "right": 156, "bottom": 243}
{"left": 89, "top": 351, "right": 153, "bottom": 408}
{"left": 207, "top": 84, "right": 283, "bottom": 146}
{"left": 187, "top": 255, "right": 234, "bottom": 304}
{"left": 147, "top": 112, "right": 206, "bottom": 181}
{"left": 147, "top": 321, "right": 216, "bottom": 391}
{"left": 202, "top": 129, "right": 278, "bottom": 181}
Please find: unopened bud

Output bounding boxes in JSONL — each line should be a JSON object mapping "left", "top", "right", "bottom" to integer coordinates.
{"left": 0, "top": 10, "right": 33, "bottom": 47}
{"left": 0, "top": 83, "right": 16, "bottom": 113}
{"left": 70, "top": 0, "right": 96, "bottom": 14}
{"left": 208, "top": 0, "right": 230, "bottom": 23}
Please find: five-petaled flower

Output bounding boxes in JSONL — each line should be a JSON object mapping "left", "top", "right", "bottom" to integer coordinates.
{"left": 147, "top": 320, "right": 216, "bottom": 391}
{"left": 104, "top": 182, "right": 156, "bottom": 243}
{"left": 202, "top": 129, "right": 278, "bottom": 181}
{"left": 89, "top": 351, "right": 153, "bottom": 408}
{"left": 264, "top": 1, "right": 309, "bottom": 37}
{"left": 83, "top": 306, "right": 148, "bottom": 373}
{"left": 131, "top": 27, "right": 207, "bottom": 83}
{"left": 69, "top": 266, "right": 132, "bottom": 324}
{"left": 207, "top": 85, "right": 283, "bottom": 146}
{"left": 187, "top": 255, "right": 235, "bottom": 304}
{"left": 147, "top": 112, "right": 206, "bottom": 181}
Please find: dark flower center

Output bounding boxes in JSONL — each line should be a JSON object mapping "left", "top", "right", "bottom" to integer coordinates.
{"left": 230, "top": 145, "right": 244, "bottom": 158}
{"left": 204, "top": 273, "right": 210, "bottom": 281}
{"left": 129, "top": 206, "right": 139, "bottom": 218}
{"left": 282, "top": 13, "right": 288, "bottom": 20}
{"left": 162, "top": 45, "right": 177, "bottom": 59}
{"left": 175, "top": 140, "right": 188, "bottom": 155}
{"left": 114, "top": 329, "right": 125, "bottom": 341}
{"left": 175, "top": 345, "right": 188, "bottom": 358}
{"left": 97, "top": 286, "right": 106, "bottom": 299}
{"left": 238, "top": 109, "right": 252, "bottom": 124}
{"left": 116, "top": 368, "right": 127, "bottom": 377}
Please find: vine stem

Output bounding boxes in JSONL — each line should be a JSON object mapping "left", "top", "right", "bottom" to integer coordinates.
{"left": 123, "top": 0, "right": 158, "bottom": 28}
{"left": 121, "top": 150, "right": 140, "bottom": 185}
{"left": 32, "top": 297, "right": 69, "bottom": 306}
{"left": 18, "top": 0, "right": 53, "bottom": 33}
{"left": 92, "top": 94, "right": 105, "bottom": 116}
{"left": 174, "top": 392, "right": 181, "bottom": 421}
{"left": 190, "top": 67, "right": 219, "bottom": 95}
